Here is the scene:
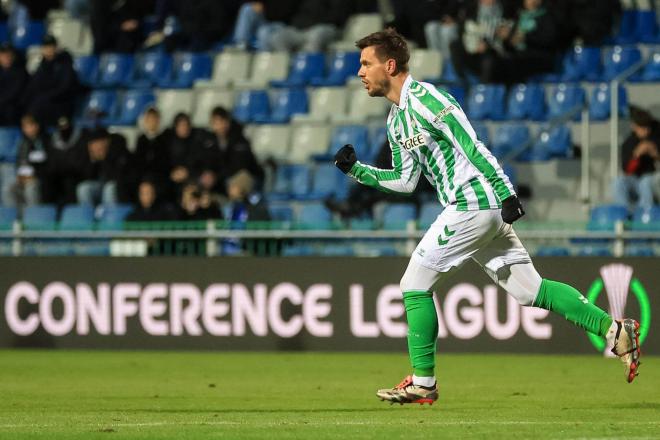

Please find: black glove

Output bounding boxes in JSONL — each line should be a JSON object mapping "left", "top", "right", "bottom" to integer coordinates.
{"left": 334, "top": 144, "right": 357, "bottom": 174}
{"left": 501, "top": 195, "right": 525, "bottom": 224}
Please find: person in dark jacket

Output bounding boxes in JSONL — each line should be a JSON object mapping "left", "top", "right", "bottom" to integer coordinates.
{"left": 2, "top": 114, "right": 51, "bottom": 206}
{"left": 612, "top": 106, "right": 660, "bottom": 213}
{"left": 0, "top": 43, "right": 28, "bottom": 126}
{"left": 89, "top": 0, "right": 153, "bottom": 53}
{"left": 126, "top": 179, "right": 175, "bottom": 222}
{"left": 232, "top": 0, "right": 299, "bottom": 50}
{"left": 72, "top": 127, "right": 129, "bottom": 205}
{"left": 21, "top": 35, "right": 80, "bottom": 126}
{"left": 177, "top": 181, "right": 223, "bottom": 221}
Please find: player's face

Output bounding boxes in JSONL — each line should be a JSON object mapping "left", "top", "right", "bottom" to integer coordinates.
{"left": 358, "top": 46, "right": 390, "bottom": 97}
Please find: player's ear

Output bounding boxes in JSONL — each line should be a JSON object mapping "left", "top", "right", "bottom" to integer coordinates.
{"left": 386, "top": 58, "right": 397, "bottom": 75}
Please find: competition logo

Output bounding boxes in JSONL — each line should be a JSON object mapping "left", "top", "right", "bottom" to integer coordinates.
{"left": 586, "top": 264, "right": 651, "bottom": 353}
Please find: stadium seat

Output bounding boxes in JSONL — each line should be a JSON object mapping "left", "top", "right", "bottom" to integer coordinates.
{"left": 535, "top": 246, "right": 570, "bottom": 257}
{"left": 79, "top": 90, "right": 118, "bottom": 123}
{"left": 506, "top": 83, "right": 545, "bottom": 121}
{"left": 641, "top": 49, "right": 660, "bottom": 81}
{"left": 576, "top": 246, "right": 613, "bottom": 257}
{"left": 158, "top": 52, "right": 212, "bottom": 88}
{"left": 267, "top": 201, "right": 294, "bottom": 223}
{"left": 409, "top": 49, "right": 443, "bottom": 82}
{"left": 73, "top": 55, "right": 99, "bottom": 87}
{"left": 347, "top": 86, "right": 389, "bottom": 122}
{"left": 548, "top": 84, "right": 585, "bottom": 121}
{"left": 603, "top": 46, "right": 642, "bottom": 81}
{"left": 309, "top": 163, "right": 349, "bottom": 199}
{"left": 561, "top": 46, "right": 602, "bottom": 82}
{"left": 249, "top": 124, "right": 291, "bottom": 162}
{"left": 624, "top": 246, "right": 655, "bottom": 257}
{"left": 310, "top": 51, "right": 360, "bottom": 86}
{"left": 491, "top": 123, "right": 530, "bottom": 160}
{"left": 0, "top": 23, "right": 7, "bottom": 43}
{"left": 631, "top": 206, "right": 660, "bottom": 231}
{"left": 0, "top": 127, "right": 21, "bottom": 163}
{"left": 588, "top": 83, "right": 627, "bottom": 121}
{"left": 233, "top": 90, "right": 270, "bottom": 123}
{"left": 369, "top": 126, "right": 388, "bottom": 160}
{"left": 97, "top": 204, "right": 133, "bottom": 230}
{"left": 588, "top": 204, "right": 629, "bottom": 231}
{"left": 202, "top": 50, "right": 251, "bottom": 87}
{"left": 11, "top": 21, "right": 45, "bottom": 50}
{"left": 271, "top": 52, "right": 325, "bottom": 87}
{"left": 254, "top": 88, "right": 308, "bottom": 124}
{"left": 238, "top": 51, "right": 289, "bottom": 88}
{"left": 502, "top": 163, "right": 517, "bottom": 187}
{"left": 48, "top": 17, "right": 91, "bottom": 54}
{"left": 635, "top": 10, "right": 658, "bottom": 43}
{"left": 289, "top": 164, "right": 312, "bottom": 199}
{"left": 466, "top": 84, "right": 506, "bottom": 121}
{"left": 289, "top": 123, "right": 331, "bottom": 163}
{"left": 297, "top": 202, "right": 333, "bottom": 229}
{"left": 297, "top": 87, "right": 348, "bottom": 121}
{"left": 59, "top": 204, "right": 95, "bottom": 230}
{"left": 441, "top": 58, "right": 459, "bottom": 83}
{"left": 321, "top": 244, "right": 356, "bottom": 256}
{"left": 108, "top": 90, "right": 155, "bottom": 126}
{"left": 381, "top": 203, "right": 417, "bottom": 230}
{"left": 97, "top": 53, "right": 134, "bottom": 88}
{"left": 156, "top": 90, "right": 193, "bottom": 126}
{"left": 419, "top": 202, "right": 443, "bottom": 228}
{"left": 471, "top": 122, "right": 490, "bottom": 146}
{"left": 335, "top": 14, "right": 383, "bottom": 50}
{"left": 23, "top": 205, "right": 57, "bottom": 230}
{"left": 131, "top": 51, "right": 172, "bottom": 88}
{"left": 0, "top": 206, "right": 17, "bottom": 230}
{"left": 614, "top": 9, "right": 637, "bottom": 44}
{"left": 192, "top": 89, "right": 234, "bottom": 126}
{"left": 329, "top": 125, "right": 370, "bottom": 160}
{"left": 528, "top": 125, "right": 572, "bottom": 161}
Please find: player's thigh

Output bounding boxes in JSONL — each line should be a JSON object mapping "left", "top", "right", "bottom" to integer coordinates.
{"left": 400, "top": 256, "right": 456, "bottom": 292}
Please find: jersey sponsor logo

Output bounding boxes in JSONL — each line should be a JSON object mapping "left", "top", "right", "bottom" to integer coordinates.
{"left": 433, "top": 104, "right": 455, "bottom": 123}
{"left": 402, "top": 133, "right": 425, "bottom": 151}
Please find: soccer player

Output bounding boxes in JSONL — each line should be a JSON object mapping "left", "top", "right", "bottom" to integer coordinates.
{"left": 333, "top": 29, "right": 642, "bottom": 405}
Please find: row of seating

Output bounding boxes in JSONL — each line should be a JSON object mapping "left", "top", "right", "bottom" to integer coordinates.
{"left": 0, "top": 204, "right": 132, "bottom": 231}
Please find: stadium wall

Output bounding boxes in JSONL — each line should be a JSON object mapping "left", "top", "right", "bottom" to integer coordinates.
{"left": 0, "top": 257, "right": 656, "bottom": 354}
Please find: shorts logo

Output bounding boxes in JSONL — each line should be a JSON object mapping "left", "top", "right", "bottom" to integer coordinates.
{"left": 402, "top": 133, "right": 425, "bottom": 151}
{"left": 433, "top": 104, "right": 455, "bottom": 123}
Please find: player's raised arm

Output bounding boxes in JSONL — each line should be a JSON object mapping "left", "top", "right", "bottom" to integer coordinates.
{"left": 334, "top": 139, "right": 421, "bottom": 195}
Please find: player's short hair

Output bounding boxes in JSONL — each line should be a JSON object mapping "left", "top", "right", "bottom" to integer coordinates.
{"left": 356, "top": 29, "right": 409, "bottom": 74}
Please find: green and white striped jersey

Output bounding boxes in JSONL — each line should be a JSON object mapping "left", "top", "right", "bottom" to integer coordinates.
{"left": 348, "top": 75, "right": 515, "bottom": 211}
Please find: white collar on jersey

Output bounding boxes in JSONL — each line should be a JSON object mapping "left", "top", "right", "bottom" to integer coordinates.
{"left": 397, "top": 74, "right": 414, "bottom": 110}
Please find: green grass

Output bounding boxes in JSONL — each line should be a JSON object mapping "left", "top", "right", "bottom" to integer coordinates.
{"left": 0, "top": 350, "right": 657, "bottom": 439}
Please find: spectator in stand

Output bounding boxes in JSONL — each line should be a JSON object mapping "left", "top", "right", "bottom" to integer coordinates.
{"left": 565, "top": 0, "right": 621, "bottom": 46}
{"left": 47, "top": 116, "right": 83, "bottom": 207}
{"left": 2, "top": 114, "right": 51, "bottom": 207}
{"left": 231, "top": 0, "right": 299, "bottom": 50}
{"left": 205, "top": 106, "right": 264, "bottom": 194}
{"left": 386, "top": 0, "right": 461, "bottom": 51}
{"left": 50, "top": 117, "right": 82, "bottom": 152}
{"left": 89, "top": 0, "right": 153, "bottom": 53}
{"left": 612, "top": 106, "right": 660, "bottom": 214}
{"left": 21, "top": 35, "right": 80, "bottom": 126}
{"left": 260, "top": 0, "right": 353, "bottom": 52}
{"left": 72, "top": 128, "right": 129, "bottom": 206}
{"left": 177, "top": 181, "right": 223, "bottom": 221}
{"left": 129, "top": 107, "right": 171, "bottom": 202}
{"left": 420, "top": 0, "right": 463, "bottom": 56}
{"left": 126, "top": 179, "right": 175, "bottom": 221}
{"left": 0, "top": 43, "right": 27, "bottom": 126}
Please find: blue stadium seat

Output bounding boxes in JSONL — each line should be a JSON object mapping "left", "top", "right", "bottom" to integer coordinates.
{"left": 528, "top": 125, "right": 572, "bottom": 161}
{"left": 466, "top": 84, "right": 506, "bottom": 121}
{"left": 418, "top": 202, "right": 443, "bottom": 228}
{"left": 624, "top": 246, "right": 655, "bottom": 257}
{"left": 641, "top": 49, "right": 660, "bottom": 81}
{"left": 271, "top": 52, "right": 325, "bottom": 87}
{"left": 589, "top": 83, "right": 627, "bottom": 121}
{"left": 79, "top": 90, "right": 118, "bottom": 122}
{"left": 0, "top": 22, "right": 7, "bottom": 43}
{"left": 270, "top": 164, "right": 311, "bottom": 200}
{"left": 23, "top": 205, "right": 57, "bottom": 230}
{"left": 561, "top": 46, "right": 602, "bottom": 82}
{"left": 253, "top": 88, "right": 308, "bottom": 124}
{"left": 73, "top": 55, "right": 99, "bottom": 87}
{"left": 471, "top": 122, "right": 490, "bottom": 146}
{"left": 491, "top": 123, "right": 530, "bottom": 159}
{"left": 108, "top": 90, "right": 156, "bottom": 126}
{"left": 631, "top": 206, "right": 660, "bottom": 231}
{"left": 310, "top": 51, "right": 360, "bottom": 86}
{"left": 576, "top": 246, "right": 613, "bottom": 257}
{"left": 330, "top": 125, "right": 370, "bottom": 159}
{"left": 158, "top": 52, "right": 212, "bottom": 88}
{"left": 603, "top": 46, "right": 642, "bottom": 81}
{"left": 268, "top": 201, "right": 294, "bottom": 223}
{"left": 309, "top": 163, "right": 348, "bottom": 199}
{"left": 535, "top": 246, "right": 570, "bottom": 257}
{"left": 635, "top": 10, "right": 658, "bottom": 43}
{"left": 548, "top": 84, "right": 585, "bottom": 121}
{"left": 98, "top": 53, "right": 134, "bottom": 88}
{"left": 322, "top": 244, "right": 356, "bottom": 256}
{"left": 11, "top": 21, "right": 45, "bottom": 50}
{"left": 282, "top": 244, "right": 315, "bottom": 256}
{"left": 614, "top": 10, "right": 637, "bottom": 44}
{"left": 447, "top": 85, "right": 465, "bottom": 107}
{"left": 97, "top": 204, "right": 133, "bottom": 230}
{"left": 502, "top": 163, "right": 517, "bottom": 187}
{"left": 0, "top": 127, "right": 21, "bottom": 163}
{"left": 297, "top": 202, "right": 333, "bottom": 229}
{"left": 441, "top": 58, "right": 458, "bottom": 83}
{"left": 507, "top": 83, "right": 545, "bottom": 121}
{"left": 233, "top": 90, "right": 270, "bottom": 123}
{"left": 381, "top": 203, "right": 417, "bottom": 230}
{"left": 0, "top": 206, "right": 17, "bottom": 230}
{"left": 132, "top": 51, "right": 173, "bottom": 87}
{"left": 59, "top": 204, "right": 95, "bottom": 230}
{"left": 369, "top": 126, "right": 388, "bottom": 161}
{"left": 588, "top": 204, "right": 629, "bottom": 231}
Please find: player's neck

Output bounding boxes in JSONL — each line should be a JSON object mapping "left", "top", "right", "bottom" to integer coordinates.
{"left": 385, "top": 73, "right": 409, "bottom": 106}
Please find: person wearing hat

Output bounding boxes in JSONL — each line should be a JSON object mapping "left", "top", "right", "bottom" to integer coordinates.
{"left": 612, "top": 106, "right": 660, "bottom": 214}
{"left": 20, "top": 35, "right": 80, "bottom": 126}
{"left": 0, "top": 43, "right": 27, "bottom": 126}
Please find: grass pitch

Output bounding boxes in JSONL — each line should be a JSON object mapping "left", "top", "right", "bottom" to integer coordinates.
{"left": 0, "top": 350, "right": 657, "bottom": 439}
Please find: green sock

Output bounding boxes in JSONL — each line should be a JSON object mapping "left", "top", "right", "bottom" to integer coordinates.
{"left": 403, "top": 290, "right": 438, "bottom": 377}
{"left": 533, "top": 279, "right": 613, "bottom": 337}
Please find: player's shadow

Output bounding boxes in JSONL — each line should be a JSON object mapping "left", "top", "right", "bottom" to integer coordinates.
{"left": 110, "top": 408, "right": 415, "bottom": 414}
